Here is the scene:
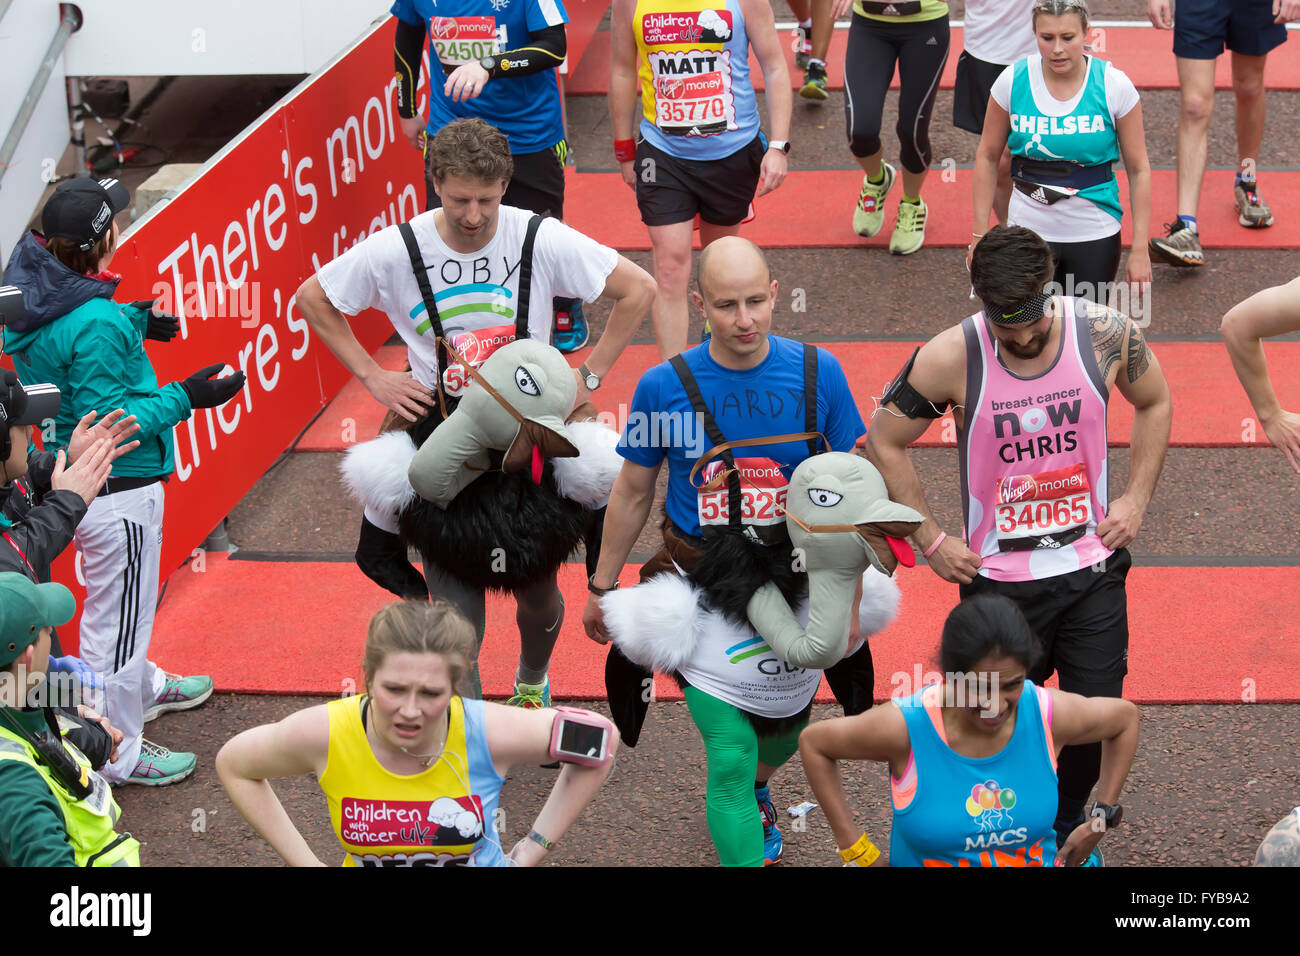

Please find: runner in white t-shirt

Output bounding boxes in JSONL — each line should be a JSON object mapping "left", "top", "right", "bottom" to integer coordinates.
{"left": 296, "top": 118, "right": 656, "bottom": 706}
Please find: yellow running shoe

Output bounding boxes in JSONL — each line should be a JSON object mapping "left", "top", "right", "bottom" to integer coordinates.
{"left": 852, "top": 162, "right": 896, "bottom": 238}
{"left": 889, "top": 197, "right": 928, "bottom": 256}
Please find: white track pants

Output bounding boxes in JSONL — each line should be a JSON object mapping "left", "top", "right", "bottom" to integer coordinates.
{"left": 74, "top": 482, "right": 168, "bottom": 783}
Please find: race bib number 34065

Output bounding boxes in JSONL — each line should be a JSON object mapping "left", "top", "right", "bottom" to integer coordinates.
{"left": 994, "top": 462, "right": 1092, "bottom": 551}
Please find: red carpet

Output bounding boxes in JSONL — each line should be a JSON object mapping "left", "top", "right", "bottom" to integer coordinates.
{"left": 567, "top": 26, "right": 1300, "bottom": 95}
{"left": 297, "top": 341, "right": 1300, "bottom": 451}
{"left": 562, "top": 167, "right": 1300, "bottom": 250}
{"left": 151, "top": 553, "right": 1300, "bottom": 704}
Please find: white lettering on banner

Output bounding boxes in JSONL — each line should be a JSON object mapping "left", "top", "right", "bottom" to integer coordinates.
{"left": 1010, "top": 114, "right": 1105, "bottom": 136}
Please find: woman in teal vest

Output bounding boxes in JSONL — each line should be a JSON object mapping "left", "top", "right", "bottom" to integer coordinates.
{"left": 799, "top": 595, "right": 1139, "bottom": 866}
{"left": 971, "top": 0, "right": 1152, "bottom": 305}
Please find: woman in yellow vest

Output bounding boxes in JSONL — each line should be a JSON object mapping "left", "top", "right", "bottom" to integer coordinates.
{"left": 0, "top": 573, "right": 139, "bottom": 867}
{"left": 217, "top": 599, "right": 619, "bottom": 866}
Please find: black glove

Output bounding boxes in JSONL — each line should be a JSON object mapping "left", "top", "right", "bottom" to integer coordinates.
{"left": 181, "top": 364, "right": 246, "bottom": 409}
{"left": 128, "top": 299, "right": 181, "bottom": 342}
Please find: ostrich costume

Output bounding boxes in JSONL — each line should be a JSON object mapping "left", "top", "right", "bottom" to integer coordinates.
{"left": 341, "top": 338, "right": 621, "bottom": 593}
{"left": 601, "top": 452, "right": 923, "bottom": 744}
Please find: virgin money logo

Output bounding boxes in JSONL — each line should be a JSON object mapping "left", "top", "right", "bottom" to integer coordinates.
{"left": 431, "top": 18, "right": 459, "bottom": 39}
{"left": 999, "top": 475, "right": 1036, "bottom": 504}
{"left": 451, "top": 330, "right": 481, "bottom": 363}
{"left": 658, "top": 77, "right": 686, "bottom": 99}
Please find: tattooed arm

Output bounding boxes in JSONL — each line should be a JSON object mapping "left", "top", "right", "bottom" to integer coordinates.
{"left": 1093, "top": 308, "right": 1172, "bottom": 551}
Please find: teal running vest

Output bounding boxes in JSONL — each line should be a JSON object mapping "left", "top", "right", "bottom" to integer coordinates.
{"left": 889, "top": 681, "right": 1058, "bottom": 867}
{"left": 1006, "top": 57, "right": 1122, "bottom": 223}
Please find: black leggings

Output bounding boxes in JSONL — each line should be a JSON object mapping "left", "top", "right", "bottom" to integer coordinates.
{"left": 1049, "top": 233, "right": 1123, "bottom": 304}
{"left": 844, "top": 13, "right": 950, "bottom": 173}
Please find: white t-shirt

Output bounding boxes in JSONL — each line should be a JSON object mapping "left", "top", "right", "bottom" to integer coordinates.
{"left": 963, "top": 0, "right": 1039, "bottom": 65}
{"left": 318, "top": 205, "right": 619, "bottom": 392}
{"left": 990, "top": 56, "right": 1141, "bottom": 242}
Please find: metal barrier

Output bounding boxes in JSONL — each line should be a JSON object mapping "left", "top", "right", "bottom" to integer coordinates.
{"left": 0, "top": 3, "right": 81, "bottom": 194}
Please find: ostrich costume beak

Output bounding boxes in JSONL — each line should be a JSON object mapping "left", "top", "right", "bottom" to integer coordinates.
{"left": 743, "top": 452, "right": 923, "bottom": 669}
{"left": 408, "top": 339, "right": 579, "bottom": 507}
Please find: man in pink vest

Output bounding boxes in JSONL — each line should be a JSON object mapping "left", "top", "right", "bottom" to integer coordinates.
{"left": 864, "top": 224, "right": 1172, "bottom": 865}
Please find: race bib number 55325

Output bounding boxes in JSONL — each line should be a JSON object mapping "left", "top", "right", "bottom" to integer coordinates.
{"left": 697, "top": 457, "right": 788, "bottom": 527}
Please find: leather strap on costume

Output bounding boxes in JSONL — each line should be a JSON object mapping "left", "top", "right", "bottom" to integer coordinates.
{"left": 670, "top": 344, "right": 824, "bottom": 532}
{"left": 398, "top": 214, "right": 543, "bottom": 381}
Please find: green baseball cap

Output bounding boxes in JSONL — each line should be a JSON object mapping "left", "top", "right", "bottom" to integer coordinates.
{"left": 0, "top": 572, "right": 75, "bottom": 667}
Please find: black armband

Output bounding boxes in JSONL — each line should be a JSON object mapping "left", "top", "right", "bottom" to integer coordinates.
{"left": 881, "top": 347, "right": 950, "bottom": 419}
{"left": 481, "top": 23, "right": 567, "bottom": 78}
{"left": 394, "top": 17, "right": 426, "bottom": 118}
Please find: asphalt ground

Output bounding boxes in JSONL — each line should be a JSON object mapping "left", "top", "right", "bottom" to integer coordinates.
{"left": 74, "top": 0, "right": 1300, "bottom": 870}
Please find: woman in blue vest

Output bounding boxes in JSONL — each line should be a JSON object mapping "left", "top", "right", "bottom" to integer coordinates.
{"left": 799, "top": 595, "right": 1139, "bottom": 867}
{"left": 971, "top": 0, "right": 1152, "bottom": 304}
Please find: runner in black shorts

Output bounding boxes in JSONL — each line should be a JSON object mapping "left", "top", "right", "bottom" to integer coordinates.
{"left": 1147, "top": 0, "right": 1298, "bottom": 268}
{"left": 610, "top": 0, "right": 791, "bottom": 357}
{"left": 845, "top": 1, "right": 950, "bottom": 255}
{"left": 633, "top": 135, "right": 765, "bottom": 227}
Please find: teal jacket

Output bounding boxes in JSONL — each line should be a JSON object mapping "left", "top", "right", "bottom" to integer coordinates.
{"left": 2, "top": 233, "right": 191, "bottom": 478}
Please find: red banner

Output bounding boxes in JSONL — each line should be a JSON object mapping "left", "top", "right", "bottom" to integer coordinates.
{"left": 44, "top": 17, "right": 426, "bottom": 652}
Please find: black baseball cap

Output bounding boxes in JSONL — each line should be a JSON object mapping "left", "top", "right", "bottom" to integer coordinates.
{"left": 41, "top": 177, "right": 130, "bottom": 251}
{"left": 0, "top": 369, "right": 61, "bottom": 429}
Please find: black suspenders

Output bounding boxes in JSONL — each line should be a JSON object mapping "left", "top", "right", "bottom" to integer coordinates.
{"left": 669, "top": 343, "right": 822, "bottom": 532}
{"left": 398, "top": 214, "right": 545, "bottom": 381}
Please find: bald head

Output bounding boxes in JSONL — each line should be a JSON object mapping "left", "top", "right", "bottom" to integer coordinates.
{"left": 697, "top": 236, "right": 770, "bottom": 299}
{"left": 1255, "top": 808, "right": 1300, "bottom": 866}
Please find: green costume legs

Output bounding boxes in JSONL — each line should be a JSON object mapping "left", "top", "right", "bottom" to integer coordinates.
{"left": 683, "top": 685, "right": 807, "bottom": 867}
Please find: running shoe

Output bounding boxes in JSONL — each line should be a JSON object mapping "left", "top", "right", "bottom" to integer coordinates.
{"left": 800, "top": 61, "right": 829, "bottom": 101}
{"left": 144, "top": 673, "right": 214, "bottom": 723}
{"left": 852, "top": 162, "right": 896, "bottom": 238}
{"left": 756, "top": 785, "right": 783, "bottom": 865}
{"left": 792, "top": 24, "right": 813, "bottom": 69}
{"left": 506, "top": 676, "right": 552, "bottom": 709}
{"left": 1148, "top": 219, "right": 1204, "bottom": 267}
{"left": 1081, "top": 847, "right": 1105, "bottom": 867}
{"left": 552, "top": 301, "right": 589, "bottom": 353}
{"left": 1234, "top": 179, "right": 1274, "bottom": 228}
{"left": 889, "top": 198, "right": 928, "bottom": 256}
{"left": 127, "top": 739, "right": 197, "bottom": 786}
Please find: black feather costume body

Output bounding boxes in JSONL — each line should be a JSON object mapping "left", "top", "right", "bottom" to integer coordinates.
{"left": 395, "top": 399, "right": 594, "bottom": 593}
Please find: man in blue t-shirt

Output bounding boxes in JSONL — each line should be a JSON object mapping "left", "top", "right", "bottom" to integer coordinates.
{"left": 391, "top": 0, "right": 591, "bottom": 352}
{"left": 582, "top": 236, "right": 867, "bottom": 865}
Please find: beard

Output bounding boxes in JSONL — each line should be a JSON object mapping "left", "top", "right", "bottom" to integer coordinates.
{"left": 1000, "top": 332, "right": 1050, "bottom": 360}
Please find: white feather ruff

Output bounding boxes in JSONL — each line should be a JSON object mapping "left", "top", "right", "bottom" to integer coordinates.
{"left": 339, "top": 431, "right": 419, "bottom": 518}
{"left": 552, "top": 419, "right": 622, "bottom": 508}
{"left": 602, "top": 573, "right": 706, "bottom": 672}
{"left": 857, "top": 567, "right": 902, "bottom": 638}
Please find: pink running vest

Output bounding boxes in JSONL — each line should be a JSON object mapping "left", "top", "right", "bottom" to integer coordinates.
{"left": 958, "top": 297, "right": 1113, "bottom": 582}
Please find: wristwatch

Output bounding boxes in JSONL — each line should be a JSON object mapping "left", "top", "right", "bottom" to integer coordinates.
{"left": 588, "top": 573, "right": 619, "bottom": 596}
{"left": 1089, "top": 802, "right": 1124, "bottom": 829}
{"left": 579, "top": 363, "right": 600, "bottom": 391}
{"left": 768, "top": 140, "right": 791, "bottom": 155}
{"left": 478, "top": 55, "right": 496, "bottom": 75}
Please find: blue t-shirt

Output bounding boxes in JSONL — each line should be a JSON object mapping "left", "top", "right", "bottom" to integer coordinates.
{"left": 618, "top": 335, "right": 866, "bottom": 537}
{"left": 392, "top": 0, "right": 568, "bottom": 154}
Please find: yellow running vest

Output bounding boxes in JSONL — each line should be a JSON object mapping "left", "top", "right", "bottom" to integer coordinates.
{"left": 320, "top": 695, "right": 504, "bottom": 867}
{"left": 0, "top": 722, "right": 141, "bottom": 867}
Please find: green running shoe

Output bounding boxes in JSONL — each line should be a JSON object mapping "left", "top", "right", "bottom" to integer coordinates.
{"left": 144, "top": 673, "right": 214, "bottom": 722}
{"left": 127, "top": 739, "right": 197, "bottom": 786}
{"left": 506, "top": 676, "right": 552, "bottom": 709}
{"left": 800, "top": 61, "right": 829, "bottom": 101}
{"left": 889, "top": 198, "right": 928, "bottom": 256}
{"left": 852, "top": 162, "right": 896, "bottom": 238}
{"left": 792, "top": 25, "right": 812, "bottom": 69}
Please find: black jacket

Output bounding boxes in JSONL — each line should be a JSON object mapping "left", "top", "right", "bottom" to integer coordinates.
{"left": 0, "top": 448, "right": 87, "bottom": 582}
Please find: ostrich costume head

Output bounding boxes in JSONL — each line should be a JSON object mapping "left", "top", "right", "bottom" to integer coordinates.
{"left": 603, "top": 452, "right": 923, "bottom": 675}
{"left": 341, "top": 339, "right": 621, "bottom": 592}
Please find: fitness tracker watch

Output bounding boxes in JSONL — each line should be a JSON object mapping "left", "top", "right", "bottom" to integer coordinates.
{"left": 1089, "top": 802, "right": 1124, "bottom": 829}
{"left": 768, "top": 140, "right": 791, "bottom": 155}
